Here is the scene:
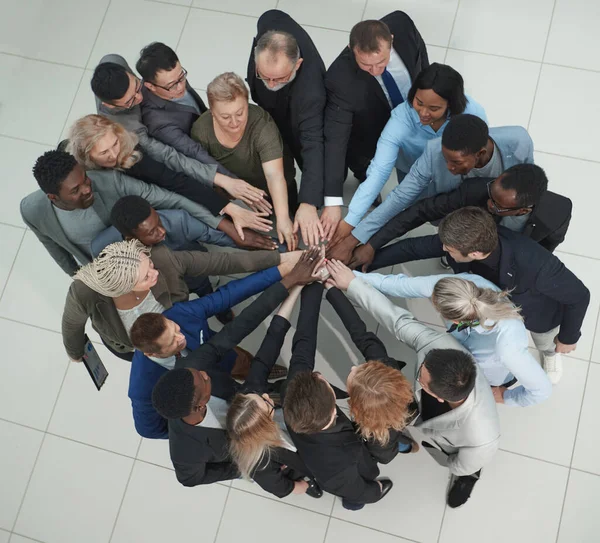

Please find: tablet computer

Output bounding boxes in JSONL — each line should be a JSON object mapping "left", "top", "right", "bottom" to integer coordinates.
{"left": 82, "top": 336, "right": 108, "bottom": 391}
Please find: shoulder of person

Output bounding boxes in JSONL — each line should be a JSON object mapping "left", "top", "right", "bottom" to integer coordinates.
{"left": 20, "top": 189, "right": 48, "bottom": 219}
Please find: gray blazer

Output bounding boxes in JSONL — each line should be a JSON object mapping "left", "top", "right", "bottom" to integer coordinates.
{"left": 353, "top": 125, "right": 535, "bottom": 243}
{"left": 347, "top": 277, "right": 501, "bottom": 476}
{"left": 94, "top": 54, "right": 217, "bottom": 187}
{"left": 20, "top": 169, "right": 222, "bottom": 276}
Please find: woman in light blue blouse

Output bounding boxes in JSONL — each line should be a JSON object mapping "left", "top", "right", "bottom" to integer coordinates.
{"left": 353, "top": 270, "right": 552, "bottom": 408}
{"left": 332, "top": 63, "right": 487, "bottom": 244}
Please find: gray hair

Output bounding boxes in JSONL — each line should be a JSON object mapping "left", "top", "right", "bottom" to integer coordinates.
{"left": 432, "top": 277, "right": 522, "bottom": 329}
{"left": 254, "top": 30, "right": 300, "bottom": 64}
{"left": 206, "top": 72, "right": 249, "bottom": 108}
{"left": 74, "top": 239, "right": 151, "bottom": 298}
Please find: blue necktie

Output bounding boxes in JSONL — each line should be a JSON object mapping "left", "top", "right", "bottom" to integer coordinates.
{"left": 381, "top": 68, "right": 404, "bottom": 108}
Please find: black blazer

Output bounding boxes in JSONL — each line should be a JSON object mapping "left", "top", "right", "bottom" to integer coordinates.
{"left": 371, "top": 227, "right": 590, "bottom": 344}
{"left": 168, "top": 282, "right": 289, "bottom": 487}
{"left": 247, "top": 10, "right": 326, "bottom": 207}
{"left": 369, "top": 178, "right": 573, "bottom": 253}
{"left": 324, "top": 11, "right": 429, "bottom": 196}
{"left": 282, "top": 283, "right": 382, "bottom": 504}
{"left": 326, "top": 287, "right": 413, "bottom": 464}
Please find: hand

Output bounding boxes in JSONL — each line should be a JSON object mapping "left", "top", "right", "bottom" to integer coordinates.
{"left": 234, "top": 229, "right": 278, "bottom": 251}
{"left": 277, "top": 214, "right": 298, "bottom": 252}
{"left": 326, "top": 235, "right": 359, "bottom": 265}
{"left": 325, "top": 259, "right": 356, "bottom": 291}
{"left": 327, "top": 219, "right": 353, "bottom": 249}
{"left": 311, "top": 247, "right": 329, "bottom": 282}
{"left": 278, "top": 250, "right": 303, "bottom": 276}
{"left": 293, "top": 480, "right": 309, "bottom": 494}
{"left": 281, "top": 247, "right": 322, "bottom": 288}
{"left": 217, "top": 175, "right": 273, "bottom": 213}
{"left": 293, "top": 203, "right": 324, "bottom": 247}
{"left": 349, "top": 243, "right": 375, "bottom": 272}
{"left": 320, "top": 206, "right": 342, "bottom": 241}
{"left": 554, "top": 337, "right": 577, "bottom": 354}
{"left": 491, "top": 386, "right": 506, "bottom": 404}
{"left": 223, "top": 204, "right": 272, "bottom": 240}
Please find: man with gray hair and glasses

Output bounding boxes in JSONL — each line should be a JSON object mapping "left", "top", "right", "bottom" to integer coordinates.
{"left": 247, "top": 9, "right": 328, "bottom": 248}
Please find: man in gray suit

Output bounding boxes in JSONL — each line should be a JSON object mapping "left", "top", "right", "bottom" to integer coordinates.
{"left": 20, "top": 151, "right": 252, "bottom": 276}
{"left": 326, "top": 259, "right": 500, "bottom": 508}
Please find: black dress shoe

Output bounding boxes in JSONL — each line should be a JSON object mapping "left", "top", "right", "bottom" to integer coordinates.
{"left": 447, "top": 474, "right": 479, "bottom": 508}
{"left": 378, "top": 478, "right": 394, "bottom": 500}
{"left": 305, "top": 479, "right": 323, "bottom": 499}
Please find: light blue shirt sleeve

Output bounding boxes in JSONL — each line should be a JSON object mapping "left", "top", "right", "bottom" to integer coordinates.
{"left": 345, "top": 104, "right": 414, "bottom": 227}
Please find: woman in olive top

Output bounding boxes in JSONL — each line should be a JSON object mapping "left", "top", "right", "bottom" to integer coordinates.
{"left": 191, "top": 72, "right": 297, "bottom": 251}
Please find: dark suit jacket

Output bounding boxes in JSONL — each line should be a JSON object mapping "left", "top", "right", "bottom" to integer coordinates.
{"left": 324, "top": 11, "right": 429, "bottom": 196}
{"left": 371, "top": 227, "right": 590, "bottom": 344}
{"left": 140, "top": 83, "right": 232, "bottom": 177}
{"left": 369, "top": 178, "right": 572, "bottom": 253}
{"left": 247, "top": 10, "right": 326, "bottom": 207}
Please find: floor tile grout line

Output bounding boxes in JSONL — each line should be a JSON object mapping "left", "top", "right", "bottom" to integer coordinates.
{"left": 436, "top": 502, "right": 449, "bottom": 543}
{"left": 212, "top": 486, "right": 233, "bottom": 543}
{"left": 445, "top": 0, "right": 462, "bottom": 49}
{"left": 0, "top": 316, "right": 64, "bottom": 337}
{"left": 8, "top": 532, "right": 46, "bottom": 543}
{"left": 0, "top": 221, "right": 26, "bottom": 231}
{"left": 360, "top": 0, "right": 368, "bottom": 21}
{"left": 0, "top": 50, "right": 86, "bottom": 70}
{"left": 321, "top": 516, "right": 333, "bottom": 543}
{"left": 0, "top": 134, "right": 53, "bottom": 148}
{"left": 0, "top": 229, "right": 26, "bottom": 305}
{"left": 498, "top": 447, "right": 574, "bottom": 470}
{"left": 328, "top": 514, "right": 423, "bottom": 543}
{"left": 569, "top": 466, "right": 600, "bottom": 478}
{"left": 526, "top": 0, "right": 557, "bottom": 132}
{"left": 567, "top": 362, "right": 592, "bottom": 469}
{"left": 174, "top": 3, "right": 194, "bottom": 52}
{"left": 586, "top": 297, "right": 600, "bottom": 362}
{"left": 108, "top": 440, "right": 143, "bottom": 543}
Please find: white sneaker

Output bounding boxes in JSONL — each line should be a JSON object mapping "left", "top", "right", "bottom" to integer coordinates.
{"left": 543, "top": 352, "right": 563, "bottom": 384}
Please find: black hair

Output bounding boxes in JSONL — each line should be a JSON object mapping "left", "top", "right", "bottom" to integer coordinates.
{"left": 32, "top": 150, "right": 78, "bottom": 195}
{"left": 152, "top": 368, "right": 196, "bottom": 420}
{"left": 441, "top": 114, "right": 489, "bottom": 155}
{"left": 499, "top": 164, "right": 548, "bottom": 207}
{"left": 407, "top": 63, "right": 467, "bottom": 116}
{"left": 91, "top": 62, "right": 131, "bottom": 102}
{"left": 136, "top": 42, "right": 179, "bottom": 83}
{"left": 423, "top": 349, "right": 476, "bottom": 402}
{"left": 110, "top": 195, "right": 153, "bottom": 238}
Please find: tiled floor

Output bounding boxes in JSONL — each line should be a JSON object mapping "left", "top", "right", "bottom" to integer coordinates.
{"left": 0, "top": 0, "right": 598, "bottom": 541}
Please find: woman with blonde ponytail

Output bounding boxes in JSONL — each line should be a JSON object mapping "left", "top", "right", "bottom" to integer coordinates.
{"left": 354, "top": 270, "right": 553, "bottom": 407}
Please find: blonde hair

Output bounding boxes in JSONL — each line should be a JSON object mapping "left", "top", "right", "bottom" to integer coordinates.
{"left": 74, "top": 239, "right": 151, "bottom": 298}
{"left": 348, "top": 361, "right": 414, "bottom": 446}
{"left": 432, "top": 277, "right": 522, "bottom": 329}
{"left": 207, "top": 72, "right": 249, "bottom": 109}
{"left": 67, "top": 114, "right": 142, "bottom": 170}
{"left": 226, "top": 393, "right": 284, "bottom": 480}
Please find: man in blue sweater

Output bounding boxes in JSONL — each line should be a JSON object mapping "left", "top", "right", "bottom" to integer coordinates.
{"left": 128, "top": 263, "right": 289, "bottom": 439}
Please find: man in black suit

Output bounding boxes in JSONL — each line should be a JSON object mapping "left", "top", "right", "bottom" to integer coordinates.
{"left": 350, "top": 163, "right": 573, "bottom": 269}
{"left": 247, "top": 9, "right": 327, "bottom": 247}
{"left": 323, "top": 12, "right": 429, "bottom": 237}
{"left": 282, "top": 283, "right": 393, "bottom": 511}
{"left": 367, "top": 207, "right": 590, "bottom": 385}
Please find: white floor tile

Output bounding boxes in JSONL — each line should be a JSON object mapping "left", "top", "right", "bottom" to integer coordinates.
{"left": 0, "top": 421, "right": 44, "bottom": 531}
{"left": 193, "top": 0, "right": 276, "bottom": 17}
{"left": 0, "top": 224, "right": 24, "bottom": 297}
{"left": 326, "top": 518, "right": 413, "bottom": 543}
{"left": 47, "top": 344, "right": 141, "bottom": 457}
{"left": 277, "top": 0, "right": 366, "bottom": 32}
{"left": 216, "top": 488, "right": 329, "bottom": 543}
{"left": 363, "top": 0, "right": 459, "bottom": 48}
{"left": 572, "top": 363, "right": 600, "bottom": 474}
{"left": 112, "top": 460, "right": 228, "bottom": 543}
{"left": 529, "top": 64, "right": 600, "bottom": 162}
{"left": 0, "top": 531, "right": 8, "bottom": 543}
{"left": 59, "top": 70, "right": 97, "bottom": 142}
{"left": 332, "top": 448, "right": 448, "bottom": 543}
{"left": 0, "top": 137, "right": 51, "bottom": 228}
{"left": 449, "top": 0, "right": 554, "bottom": 62}
{"left": 9, "top": 536, "right": 38, "bottom": 543}
{"left": 427, "top": 45, "right": 447, "bottom": 65}
{"left": 14, "top": 435, "right": 133, "bottom": 543}
{"left": 445, "top": 49, "right": 541, "bottom": 128}
{"left": 232, "top": 477, "right": 335, "bottom": 515}
{"left": 88, "top": 0, "right": 189, "bottom": 70}
{"left": 0, "top": 0, "right": 110, "bottom": 68}
{"left": 178, "top": 9, "right": 257, "bottom": 91}
{"left": 558, "top": 469, "right": 600, "bottom": 543}
{"left": 0, "top": 320, "right": 67, "bottom": 430}
{"left": 137, "top": 438, "right": 174, "bottom": 471}
{"left": 534, "top": 152, "right": 600, "bottom": 260}
{"left": 498, "top": 354, "right": 588, "bottom": 466}
{"left": 545, "top": 0, "right": 600, "bottom": 72}
{"left": 439, "top": 451, "right": 568, "bottom": 543}
{"left": 303, "top": 26, "right": 348, "bottom": 70}
{"left": 0, "top": 54, "right": 82, "bottom": 145}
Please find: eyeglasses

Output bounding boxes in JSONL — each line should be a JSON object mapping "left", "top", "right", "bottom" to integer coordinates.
{"left": 262, "top": 396, "right": 275, "bottom": 416}
{"left": 152, "top": 68, "right": 188, "bottom": 92}
{"left": 486, "top": 180, "right": 533, "bottom": 214}
{"left": 122, "top": 78, "right": 143, "bottom": 110}
{"left": 255, "top": 65, "right": 296, "bottom": 85}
